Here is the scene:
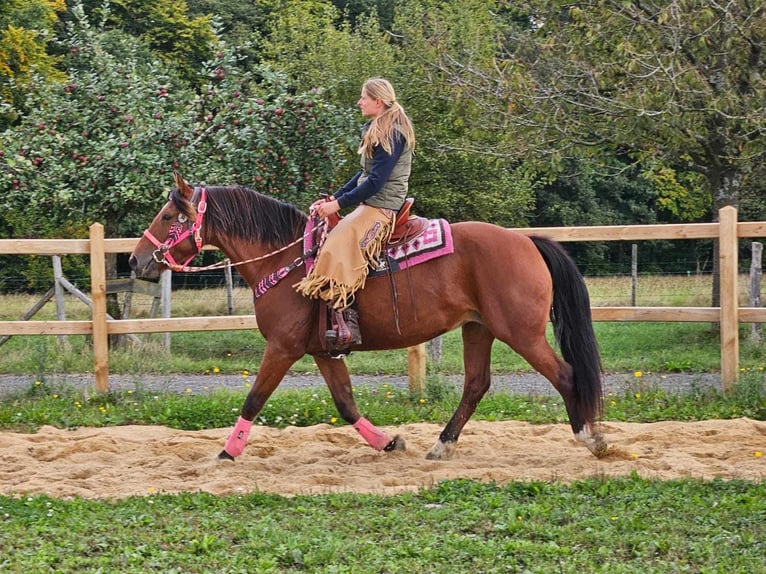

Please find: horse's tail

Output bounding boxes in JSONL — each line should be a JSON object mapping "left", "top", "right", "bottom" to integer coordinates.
{"left": 530, "top": 235, "right": 604, "bottom": 422}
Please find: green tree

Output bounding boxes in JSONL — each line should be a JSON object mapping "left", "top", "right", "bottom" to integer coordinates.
{"left": 260, "top": 0, "right": 393, "bottom": 104}
{"left": 70, "top": 0, "right": 217, "bottom": 83}
{"left": 0, "top": 0, "right": 66, "bottom": 127}
{"left": 418, "top": 0, "right": 764, "bottom": 298}
{"left": 391, "top": 0, "right": 537, "bottom": 224}
{"left": 0, "top": 6, "right": 356, "bottom": 290}
{"left": 331, "top": 0, "right": 395, "bottom": 29}
{"left": 494, "top": 1, "right": 764, "bottom": 214}
{"left": 260, "top": 0, "right": 537, "bottom": 224}
{"left": 186, "top": 0, "right": 276, "bottom": 71}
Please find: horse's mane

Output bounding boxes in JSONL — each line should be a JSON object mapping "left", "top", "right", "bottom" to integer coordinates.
{"left": 170, "top": 185, "right": 307, "bottom": 246}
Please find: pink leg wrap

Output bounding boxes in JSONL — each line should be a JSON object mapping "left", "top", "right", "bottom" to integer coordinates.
{"left": 223, "top": 416, "right": 253, "bottom": 458}
{"left": 353, "top": 417, "right": 391, "bottom": 451}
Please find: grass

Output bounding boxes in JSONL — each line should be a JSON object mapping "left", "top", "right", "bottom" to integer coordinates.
{"left": 1, "top": 372, "right": 764, "bottom": 572}
{"left": 1, "top": 274, "right": 765, "bottom": 376}
{"left": 1, "top": 371, "right": 765, "bottom": 433}
{"left": 1, "top": 275, "right": 765, "bottom": 572}
{"left": 2, "top": 478, "right": 764, "bottom": 573}
{"left": 3, "top": 321, "right": 760, "bottom": 375}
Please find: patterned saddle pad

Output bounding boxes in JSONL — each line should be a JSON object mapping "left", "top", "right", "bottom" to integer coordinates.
{"left": 370, "top": 218, "right": 454, "bottom": 276}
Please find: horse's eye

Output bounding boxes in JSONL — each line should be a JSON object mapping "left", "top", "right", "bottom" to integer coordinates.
{"left": 162, "top": 214, "right": 173, "bottom": 221}
{"left": 178, "top": 213, "right": 188, "bottom": 223}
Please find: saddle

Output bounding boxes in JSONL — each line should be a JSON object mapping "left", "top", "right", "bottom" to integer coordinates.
{"left": 325, "top": 198, "right": 430, "bottom": 245}
{"left": 318, "top": 198, "right": 429, "bottom": 356}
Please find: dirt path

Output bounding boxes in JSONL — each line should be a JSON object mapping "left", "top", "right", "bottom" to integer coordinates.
{"left": 2, "top": 418, "right": 764, "bottom": 499}
{"left": 0, "top": 371, "right": 724, "bottom": 397}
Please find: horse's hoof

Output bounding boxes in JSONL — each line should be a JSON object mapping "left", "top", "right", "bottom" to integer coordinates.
{"left": 384, "top": 435, "right": 406, "bottom": 452}
{"left": 217, "top": 449, "right": 235, "bottom": 461}
{"left": 426, "top": 439, "right": 456, "bottom": 460}
{"left": 587, "top": 434, "right": 609, "bottom": 458}
{"left": 575, "top": 428, "right": 608, "bottom": 458}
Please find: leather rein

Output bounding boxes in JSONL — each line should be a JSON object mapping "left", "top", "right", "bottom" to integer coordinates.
{"left": 141, "top": 187, "right": 322, "bottom": 298}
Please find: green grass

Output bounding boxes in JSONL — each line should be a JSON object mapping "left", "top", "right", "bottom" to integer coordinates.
{"left": 2, "top": 371, "right": 764, "bottom": 433}
{"left": 1, "top": 321, "right": 764, "bottom": 376}
{"left": 1, "top": 275, "right": 765, "bottom": 376}
{"left": 1, "top": 478, "right": 764, "bottom": 573}
{"left": 1, "top": 278, "right": 765, "bottom": 573}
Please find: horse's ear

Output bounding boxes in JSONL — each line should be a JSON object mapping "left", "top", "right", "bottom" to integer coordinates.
{"left": 173, "top": 171, "right": 193, "bottom": 199}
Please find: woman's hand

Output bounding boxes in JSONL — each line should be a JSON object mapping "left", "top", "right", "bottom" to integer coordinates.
{"left": 310, "top": 195, "right": 334, "bottom": 213}
{"left": 310, "top": 198, "right": 326, "bottom": 211}
{"left": 315, "top": 199, "right": 341, "bottom": 219}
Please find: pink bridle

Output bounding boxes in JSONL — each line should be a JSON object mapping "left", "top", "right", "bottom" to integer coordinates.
{"left": 142, "top": 187, "right": 208, "bottom": 272}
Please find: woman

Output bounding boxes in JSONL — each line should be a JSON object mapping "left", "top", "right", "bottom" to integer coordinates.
{"left": 295, "top": 78, "right": 416, "bottom": 355}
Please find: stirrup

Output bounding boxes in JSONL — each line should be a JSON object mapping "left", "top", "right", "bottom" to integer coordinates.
{"left": 325, "top": 332, "right": 351, "bottom": 358}
{"left": 325, "top": 308, "right": 361, "bottom": 358}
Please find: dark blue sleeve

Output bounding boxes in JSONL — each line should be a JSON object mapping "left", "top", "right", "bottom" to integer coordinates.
{"left": 335, "top": 135, "right": 405, "bottom": 209}
{"left": 333, "top": 170, "right": 362, "bottom": 200}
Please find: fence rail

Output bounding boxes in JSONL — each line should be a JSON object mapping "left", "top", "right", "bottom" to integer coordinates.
{"left": 0, "top": 206, "right": 763, "bottom": 392}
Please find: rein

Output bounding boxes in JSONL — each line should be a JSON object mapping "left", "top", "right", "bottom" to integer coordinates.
{"left": 142, "top": 189, "right": 325, "bottom": 296}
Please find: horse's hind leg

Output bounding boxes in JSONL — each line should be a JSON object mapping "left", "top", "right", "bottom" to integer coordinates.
{"left": 426, "top": 322, "right": 494, "bottom": 460}
{"left": 314, "top": 355, "right": 405, "bottom": 452}
{"left": 510, "top": 336, "right": 606, "bottom": 456}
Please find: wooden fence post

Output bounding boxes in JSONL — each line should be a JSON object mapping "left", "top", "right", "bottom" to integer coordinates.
{"left": 631, "top": 243, "right": 638, "bottom": 306}
{"left": 718, "top": 206, "right": 739, "bottom": 390}
{"left": 750, "top": 242, "right": 762, "bottom": 342}
{"left": 89, "top": 223, "right": 110, "bottom": 392}
{"left": 225, "top": 263, "right": 235, "bottom": 315}
{"left": 52, "top": 255, "right": 68, "bottom": 346}
{"left": 160, "top": 269, "right": 172, "bottom": 350}
{"left": 408, "top": 343, "right": 426, "bottom": 394}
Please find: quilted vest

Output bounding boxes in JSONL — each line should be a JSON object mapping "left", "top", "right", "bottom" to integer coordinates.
{"left": 357, "top": 141, "right": 412, "bottom": 211}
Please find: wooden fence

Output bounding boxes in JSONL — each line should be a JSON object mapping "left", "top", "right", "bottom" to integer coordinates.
{"left": 1, "top": 206, "right": 764, "bottom": 392}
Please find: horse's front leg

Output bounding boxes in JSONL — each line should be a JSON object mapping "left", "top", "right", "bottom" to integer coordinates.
{"left": 314, "top": 355, "right": 405, "bottom": 452}
{"left": 218, "top": 345, "right": 301, "bottom": 461}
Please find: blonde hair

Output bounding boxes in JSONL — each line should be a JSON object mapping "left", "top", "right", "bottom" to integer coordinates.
{"left": 358, "top": 78, "right": 416, "bottom": 158}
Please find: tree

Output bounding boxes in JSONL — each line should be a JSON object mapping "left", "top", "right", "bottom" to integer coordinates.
{"left": 263, "top": 0, "right": 539, "bottom": 224}
{"left": 331, "top": 0, "right": 395, "bottom": 30}
{"left": 391, "top": 0, "right": 537, "bottom": 224}
{"left": 500, "top": 2, "right": 764, "bottom": 212}
{"left": 0, "top": 0, "right": 66, "bottom": 127}
{"left": 68, "top": 0, "right": 217, "bottom": 83}
{"left": 419, "top": 0, "right": 765, "bottom": 299}
{"left": 0, "top": 6, "right": 357, "bottom": 290}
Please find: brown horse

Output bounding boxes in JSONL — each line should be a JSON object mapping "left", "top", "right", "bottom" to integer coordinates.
{"left": 129, "top": 176, "right": 607, "bottom": 461}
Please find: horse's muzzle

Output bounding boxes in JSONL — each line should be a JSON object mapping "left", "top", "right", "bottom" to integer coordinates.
{"left": 128, "top": 254, "right": 161, "bottom": 280}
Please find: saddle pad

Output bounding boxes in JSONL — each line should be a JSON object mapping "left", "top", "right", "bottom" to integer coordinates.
{"left": 371, "top": 218, "right": 454, "bottom": 275}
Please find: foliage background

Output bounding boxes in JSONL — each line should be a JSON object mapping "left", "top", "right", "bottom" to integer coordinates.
{"left": 0, "top": 0, "right": 764, "bottom": 289}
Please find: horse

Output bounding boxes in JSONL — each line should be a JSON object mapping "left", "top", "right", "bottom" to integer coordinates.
{"left": 129, "top": 174, "right": 607, "bottom": 461}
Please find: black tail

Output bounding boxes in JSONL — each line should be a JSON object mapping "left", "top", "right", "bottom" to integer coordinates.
{"left": 530, "top": 236, "right": 604, "bottom": 422}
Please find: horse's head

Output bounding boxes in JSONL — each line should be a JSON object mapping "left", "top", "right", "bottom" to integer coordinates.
{"left": 129, "top": 172, "right": 206, "bottom": 280}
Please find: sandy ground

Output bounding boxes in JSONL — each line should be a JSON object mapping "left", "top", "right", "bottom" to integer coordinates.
{"left": 1, "top": 418, "right": 764, "bottom": 499}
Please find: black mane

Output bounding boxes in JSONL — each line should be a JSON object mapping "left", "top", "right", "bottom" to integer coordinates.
{"left": 170, "top": 185, "right": 307, "bottom": 246}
